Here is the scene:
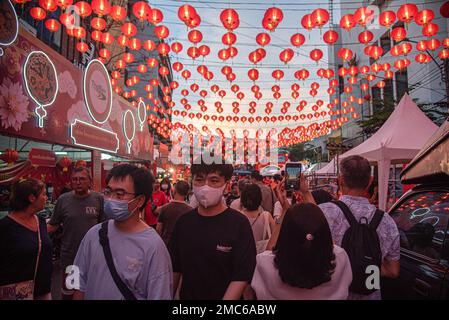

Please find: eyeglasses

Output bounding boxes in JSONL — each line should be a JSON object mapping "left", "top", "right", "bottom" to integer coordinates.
{"left": 72, "top": 177, "right": 88, "bottom": 182}
{"left": 102, "top": 188, "right": 135, "bottom": 200}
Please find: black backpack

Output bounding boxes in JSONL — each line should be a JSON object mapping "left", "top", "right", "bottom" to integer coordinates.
{"left": 333, "top": 201, "right": 384, "bottom": 295}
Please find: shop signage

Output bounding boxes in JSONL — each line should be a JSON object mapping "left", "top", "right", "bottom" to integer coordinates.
{"left": 83, "top": 59, "right": 112, "bottom": 124}
{"left": 0, "top": 0, "right": 18, "bottom": 56}
{"left": 71, "top": 119, "right": 119, "bottom": 153}
{"left": 29, "top": 148, "right": 57, "bottom": 167}
{"left": 123, "top": 110, "right": 136, "bottom": 154}
{"left": 23, "top": 51, "right": 59, "bottom": 128}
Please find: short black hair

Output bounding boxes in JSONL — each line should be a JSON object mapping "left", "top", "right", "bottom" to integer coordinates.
{"left": 311, "top": 189, "right": 333, "bottom": 205}
{"left": 340, "top": 155, "right": 371, "bottom": 190}
{"left": 10, "top": 178, "right": 45, "bottom": 211}
{"left": 72, "top": 166, "right": 92, "bottom": 181}
{"left": 274, "top": 203, "right": 336, "bottom": 289}
{"left": 273, "top": 174, "right": 282, "bottom": 182}
{"left": 106, "top": 164, "right": 154, "bottom": 211}
{"left": 190, "top": 160, "right": 234, "bottom": 181}
{"left": 241, "top": 183, "right": 262, "bottom": 211}
{"left": 238, "top": 179, "right": 250, "bottom": 192}
{"left": 174, "top": 180, "right": 190, "bottom": 197}
{"left": 250, "top": 170, "right": 263, "bottom": 181}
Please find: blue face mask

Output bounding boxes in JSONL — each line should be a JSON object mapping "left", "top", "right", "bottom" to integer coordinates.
{"left": 104, "top": 197, "right": 138, "bottom": 221}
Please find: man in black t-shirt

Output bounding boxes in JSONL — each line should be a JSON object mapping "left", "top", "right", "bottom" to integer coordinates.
{"left": 170, "top": 162, "right": 256, "bottom": 300}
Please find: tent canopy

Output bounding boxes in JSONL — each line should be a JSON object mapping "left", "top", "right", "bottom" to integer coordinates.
{"left": 319, "top": 94, "right": 438, "bottom": 210}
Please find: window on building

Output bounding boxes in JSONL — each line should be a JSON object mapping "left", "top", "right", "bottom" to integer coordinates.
{"left": 338, "top": 64, "right": 344, "bottom": 96}
{"left": 372, "top": 86, "right": 381, "bottom": 104}
{"left": 384, "top": 78, "right": 394, "bottom": 104}
{"left": 396, "top": 69, "right": 409, "bottom": 101}
{"left": 380, "top": 31, "right": 391, "bottom": 56}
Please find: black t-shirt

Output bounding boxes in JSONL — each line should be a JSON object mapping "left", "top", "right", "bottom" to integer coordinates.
{"left": 170, "top": 207, "right": 256, "bottom": 300}
{"left": 0, "top": 216, "right": 53, "bottom": 297}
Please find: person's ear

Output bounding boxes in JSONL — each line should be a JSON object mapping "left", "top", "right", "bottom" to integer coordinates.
{"left": 28, "top": 194, "right": 37, "bottom": 204}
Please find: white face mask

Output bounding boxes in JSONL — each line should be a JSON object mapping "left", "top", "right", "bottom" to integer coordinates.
{"left": 193, "top": 184, "right": 226, "bottom": 208}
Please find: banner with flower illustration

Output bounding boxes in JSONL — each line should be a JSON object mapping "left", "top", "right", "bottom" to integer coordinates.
{"left": 0, "top": 28, "right": 153, "bottom": 161}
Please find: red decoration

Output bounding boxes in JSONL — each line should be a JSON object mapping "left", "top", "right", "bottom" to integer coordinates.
{"left": 279, "top": 48, "right": 294, "bottom": 64}
{"left": 291, "top": 33, "right": 305, "bottom": 47}
{"left": 222, "top": 32, "right": 237, "bottom": 46}
{"left": 358, "top": 30, "right": 373, "bottom": 44}
{"left": 353, "top": 7, "right": 375, "bottom": 27}
{"left": 91, "top": 0, "right": 111, "bottom": 17}
{"left": 311, "top": 8, "right": 330, "bottom": 28}
{"left": 58, "top": 156, "right": 72, "bottom": 172}
{"left": 397, "top": 3, "right": 418, "bottom": 24}
{"left": 45, "top": 19, "right": 60, "bottom": 32}
{"left": 441, "top": 1, "right": 449, "bottom": 18}
{"left": 310, "top": 49, "right": 323, "bottom": 62}
{"left": 154, "top": 25, "right": 169, "bottom": 40}
{"left": 256, "top": 33, "right": 271, "bottom": 46}
{"left": 220, "top": 8, "right": 240, "bottom": 31}
{"left": 391, "top": 27, "right": 406, "bottom": 42}
{"left": 30, "top": 7, "right": 47, "bottom": 21}
{"left": 301, "top": 14, "right": 314, "bottom": 31}
{"left": 0, "top": 149, "right": 19, "bottom": 166}
{"left": 132, "top": 1, "right": 151, "bottom": 21}
{"left": 110, "top": 5, "right": 127, "bottom": 21}
{"left": 323, "top": 30, "right": 338, "bottom": 44}
{"left": 340, "top": 14, "right": 355, "bottom": 32}
{"left": 263, "top": 7, "right": 283, "bottom": 32}
{"left": 379, "top": 10, "right": 396, "bottom": 28}
{"left": 188, "top": 29, "right": 203, "bottom": 44}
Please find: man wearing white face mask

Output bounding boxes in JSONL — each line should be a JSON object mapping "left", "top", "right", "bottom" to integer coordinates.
{"left": 170, "top": 161, "right": 257, "bottom": 300}
{"left": 72, "top": 164, "right": 173, "bottom": 300}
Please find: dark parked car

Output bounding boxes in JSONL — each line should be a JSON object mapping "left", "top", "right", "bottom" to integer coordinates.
{"left": 382, "top": 119, "right": 449, "bottom": 299}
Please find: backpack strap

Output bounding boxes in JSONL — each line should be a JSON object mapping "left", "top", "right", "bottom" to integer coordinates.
{"left": 369, "top": 209, "right": 384, "bottom": 230}
{"left": 99, "top": 222, "right": 137, "bottom": 300}
{"left": 332, "top": 200, "right": 357, "bottom": 226}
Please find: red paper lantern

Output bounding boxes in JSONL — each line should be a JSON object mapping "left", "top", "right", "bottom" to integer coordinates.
{"left": 178, "top": 4, "right": 197, "bottom": 24}
{"left": 353, "top": 7, "right": 375, "bottom": 27}
{"left": 147, "top": 58, "right": 158, "bottom": 68}
{"left": 272, "top": 70, "right": 284, "bottom": 80}
{"left": 158, "top": 43, "right": 170, "bottom": 56}
{"left": 218, "top": 48, "right": 231, "bottom": 61}
{"left": 248, "top": 68, "right": 259, "bottom": 81}
{"left": 279, "top": 48, "right": 294, "bottom": 64}
{"left": 340, "top": 14, "right": 355, "bottom": 32}
{"left": 149, "top": 8, "right": 163, "bottom": 25}
{"left": 59, "top": 156, "right": 72, "bottom": 172}
{"left": 45, "top": 19, "right": 60, "bottom": 32}
{"left": 379, "top": 10, "right": 396, "bottom": 28}
{"left": 263, "top": 7, "right": 283, "bottom": 32}
{"left": 101, "top": 32, "right": 114, "bottom": 45}
{"left": 323, "top": 30, "right": 339, "bottom": 45}
{"left": 441, "top": 1, "right": 449, "bottom": 18}
{"left": 397, "top": 3, "right": 418, "bottom": 24}
{"left": 110, "top": 5, "right": 127, "bottom": 21}
{"left": 415, "top": 9, "right": 435, "bottom": 26}
{"left": 154, "top": 25, "right": 169, "bottom": 40}
{"left": 311, "top": 8, "right": 330, "bottom": 28}
{"left": 0, "top": 149, "right": 18, "bottom": 166}
{"left": 121, "top": 22, "right": 137, "bottom": 37}
{"left": 338, "top": 48, "right": 353, "bottom": 61}
{"left": 222, "top": 32, "right": 237, "bottom": 46}
{"left": 132, "top": 1, "right": 151, "bottom": 22}
{"left": 220, "top": 8, "right": 239, "bottom": 31}
{"left": 427, "top": 38, "right": 440, "bottom": 51}
{"left": 144, "top": 40, "right": 156, "bottom": 51}
{"left": 91, "top": 0, "right": 111, "bottom": 17}
{"left": 438, "top": 49, "right": 449, "bottom": 60}
{"left": 91, "top": 17, "right": 106, "bottom": 31}
{"left": 75, "top": 1, "right": 92, "bottom": 18}
{"left": 256, "top": 33, "right": 271, "bottom": 46}
{"left": 291, "top": 33, "right": 305, "bottom": 47}
{"left": 30, "top": 7, "right": 47, "bottom": 21}
{"left": 310, "top": 49, "right": 323, "bottom": 62}
{"left": 301, "top": 14, "right": 314, "bottom": 31}
{"left": 391, "top": 27, "right": 407, "bottom": 43}
{"left": 248, "top": 51, "right": 262, "bottom": 64}
{"left": 199, "top": 45, "right": 210, "bottom": 57}
{"left": 171, "top": 42, "right": 183, "bottom": 54}
{"left": 423, "top": 23, "right": 439, "bottom": 38}
{"left": 358, "top": 30, "right": 373, "bottom": 44}
{"left": 229, "top": 46, "right": 238, "bottom": 58}
{"left": 39, "top": 0, "right": 57, "bottom": 12}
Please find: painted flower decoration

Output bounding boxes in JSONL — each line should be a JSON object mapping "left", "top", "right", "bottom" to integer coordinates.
{"left": 0, "top": 78, "right": 30, "bottom": 131}
{"left": 2, "top": 46, "right": 21, "bottom": 76}
{"left": 67, "top": 101, "right": 90, "bottom": 124}
{"left": 59, "top": 71, "right": 77, "bottom": 99}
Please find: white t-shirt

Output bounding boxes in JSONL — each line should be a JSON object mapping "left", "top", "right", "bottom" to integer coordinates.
{"left": 273, "top": 199, "right": 292, "bottom": 220}
{"left": 251, "top": 245, "right": 352, "bottom": 300}
{"left": 230, "top": 198, "right": 243, "bottom": 212}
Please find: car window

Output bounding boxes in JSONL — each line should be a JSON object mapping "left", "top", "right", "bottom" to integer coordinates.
{"left": 390, "top": 191, "right": 449, "bottom": 260}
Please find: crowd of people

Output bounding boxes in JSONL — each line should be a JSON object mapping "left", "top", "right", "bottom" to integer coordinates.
{"left": 0, "top": 155, "right": 400, "bottom": 300}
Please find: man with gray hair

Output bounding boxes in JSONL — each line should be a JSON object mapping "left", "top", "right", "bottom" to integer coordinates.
{"left": 47, "top": 166, "right": 104, "bottom": 300}
{"left": 299, "top": 155, "right": 400, "bottom": 300}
